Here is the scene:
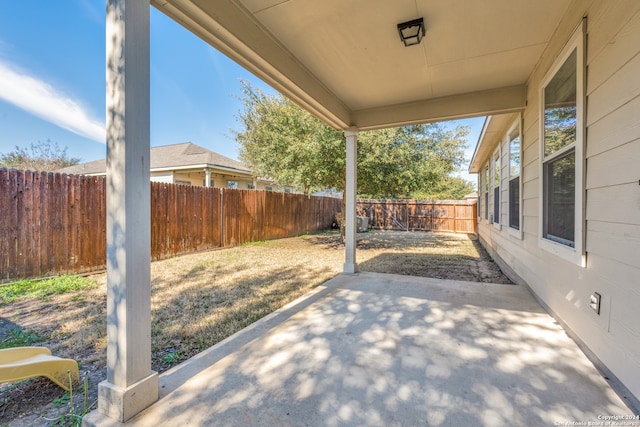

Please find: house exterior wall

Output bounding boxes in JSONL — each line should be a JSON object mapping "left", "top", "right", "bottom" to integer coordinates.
{"left": 148, "top": 169, "right": 297, "bottom": 192}
{"left": 477, "top": 0, "right": 640, "bottom": 404}
{"left": 172, "top": 171, "right": 254, "bottom": 188}
{"left": 150, "top": 171, "right": 174, "bottom": 184}
{"left": 148, "top": 170, "right": 255, "bottom": 188}
{"left": 254, "top": 182, "right": 295, "bottom": 192}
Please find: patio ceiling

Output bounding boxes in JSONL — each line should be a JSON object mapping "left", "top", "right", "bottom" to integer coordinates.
{"left": 151, "top": 0, "right": 571, "bottom": 130}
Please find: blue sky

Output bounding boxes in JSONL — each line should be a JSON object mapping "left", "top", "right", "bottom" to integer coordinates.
{"left": 0, "top": 1, "right": 482, "bottom": 184}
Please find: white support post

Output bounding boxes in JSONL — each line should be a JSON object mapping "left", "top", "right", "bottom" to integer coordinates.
{"left": 344, "top": 127, "right": 358, "bottom": 273}
{"left": 97, "top": 0, "right": 158, "bottom": 422}
{"left": 205, "top": 168, "right": 211, "bottom": 187}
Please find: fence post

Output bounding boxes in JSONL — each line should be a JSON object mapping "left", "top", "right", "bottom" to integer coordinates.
{"left": 453, "top": 202, "right": 458, "bottom": 233}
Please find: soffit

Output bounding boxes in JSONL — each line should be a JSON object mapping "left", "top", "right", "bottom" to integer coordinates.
{"left": 152, "top": 0, "right": 571, "bottom": 129}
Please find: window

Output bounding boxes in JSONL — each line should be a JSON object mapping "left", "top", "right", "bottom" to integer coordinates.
{"left": 484, "top": 166, "right": 489, "bottom": 220}
{"left": 543, "top": 44, "right": 576, "bottom": 245}
{"left": 508, "top": 125, "right": 521, "bottom": 231}
{"left": 539, "top": 20, "right": 585, "bottom": 265}
{"left": 247, "top": 184, "right": 255, "bottom": 189}
{"left": 227, "top": 181, "right": 238, "bottom": 189}
{"left": 493, "top": 149, "right": 500, "bottom": 225}
{"left": 544, "top": 151, "right": 575, "bottom": 244}
{"left": 266, "top": 186, "right": 273, "bottom": 191}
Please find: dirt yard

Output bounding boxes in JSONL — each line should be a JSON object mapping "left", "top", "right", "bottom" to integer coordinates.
{"left": 0, "top": 230, "right": 511, "bottom": 426}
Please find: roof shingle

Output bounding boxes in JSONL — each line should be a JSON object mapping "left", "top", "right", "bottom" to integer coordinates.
{"left": 58, "top": 142, "right": 251, "bottom": 175}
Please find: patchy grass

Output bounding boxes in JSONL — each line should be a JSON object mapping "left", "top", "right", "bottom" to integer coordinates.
{"left": 0, "top": 328, "right": 43, "bottom": 349}
{"left": 240, "top": 240, "right": 266, "bottom": 247}
{"left": 147, "top": 237, "right": 342, "bottom": 368}
{"left": 0, "top": 276, "right": 96, "bottom": 304}
{"left": 0, "top": 230, "right": 510, "bottom": 426}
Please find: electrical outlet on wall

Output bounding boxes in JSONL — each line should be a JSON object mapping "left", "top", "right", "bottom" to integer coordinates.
{"left": 590, "top": 292, "right": 601, "bottom": 315}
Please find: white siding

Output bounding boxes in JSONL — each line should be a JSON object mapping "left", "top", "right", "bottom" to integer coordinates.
{"left": 150, "top": 171, "right": 174, "bottom": 184}
{"left": 477, "top": 0, "right": 640, "bottom": 403}
{"left": 174, "top": 172, "right": 202, "bottom": 186}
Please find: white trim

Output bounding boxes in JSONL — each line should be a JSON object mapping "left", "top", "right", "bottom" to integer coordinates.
{"left": 492, "top": 146, "right": 502, "bottom": 230}
{"left": 469, "top": 116, "right": 491, "bottom": 173}
{"left": 155, "top": 164, "right": 252, "bottom": 175}
{"left": 75, "top": 164, "right": 253, "bottom": 177}
{"left": 101, "top": 0, "right": 158, "bottom": 421}
{"left": 507, "top": 116, "right": 523, "bottom": 239}
{"left": 538, "top": 19, "right": 586, "bottom": 267}
{"left": 343, "top": 127, "right": 358, "bottom": 273}
{"left": 483, "top": 165, "right": 490, "bottom": 223}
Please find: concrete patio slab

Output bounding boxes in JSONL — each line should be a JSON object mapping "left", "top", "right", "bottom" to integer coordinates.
{"left": 85, "top": 272, "right": 635, "bottom": 426}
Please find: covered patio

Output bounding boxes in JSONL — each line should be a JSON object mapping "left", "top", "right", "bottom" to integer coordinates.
{"left": 85, "top": 272, "right": 632, "bottom": 426}
{"left": 91, "top": 0, "right": 638, "bottom": 424}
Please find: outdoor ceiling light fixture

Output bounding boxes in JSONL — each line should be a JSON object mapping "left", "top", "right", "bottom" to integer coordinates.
{"left": 397, "top": 18, "right": 425, "bottom": 47}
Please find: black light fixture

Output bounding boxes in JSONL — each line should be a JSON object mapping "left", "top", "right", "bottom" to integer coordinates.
{"left": 397, "top": 18, "right": 425, "bottom": 47}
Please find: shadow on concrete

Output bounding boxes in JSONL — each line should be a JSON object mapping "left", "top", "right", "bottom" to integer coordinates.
{"left": 85, "top": 273, "right": 633, "bottom": 426}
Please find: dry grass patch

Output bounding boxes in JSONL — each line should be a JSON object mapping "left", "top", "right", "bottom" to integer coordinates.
{"left": 148, "top": 238, "right": 342, "bottom": 370}
{"left": 0, "top": 230, "right": 510, "bottom": 425}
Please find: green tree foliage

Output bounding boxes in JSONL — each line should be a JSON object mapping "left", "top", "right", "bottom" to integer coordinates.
{"left": 0, "top": 140, "right": 80, "bottom": 171}
{"left": 234, "top": 81, "right": 472, "bottom": 199}
{"left": 234, "top": 83, "right": 344, "bottom": 194}
{"left": 357, "top": 125, "right": 472, "bottom": 199}
{"left": 413, "top": 176, "right": 476, "bottom": 200}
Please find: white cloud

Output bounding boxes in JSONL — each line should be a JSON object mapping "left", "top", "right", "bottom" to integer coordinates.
{"left": 0, "top": 60, "right": 105, "bottom": 143}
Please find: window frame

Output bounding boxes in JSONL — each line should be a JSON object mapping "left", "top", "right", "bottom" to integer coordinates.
{"left": 484, "top": 166, "right": 489, "bottom": 221}
{"left": 492, "top": 146, "right": 501, "bottom": 229}
{"left": 538, "top": 19, "right": 585, "bottom": 266}
{"left": 507, "top": 118, "right": 523, "bottom": 238}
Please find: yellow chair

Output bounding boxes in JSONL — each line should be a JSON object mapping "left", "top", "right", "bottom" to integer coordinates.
{"left": 0, "top": 347, "right": 79, "bottom": 391}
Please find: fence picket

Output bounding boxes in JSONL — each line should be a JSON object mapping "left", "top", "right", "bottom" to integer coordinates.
{"left": 0, "top": 169, "right": 340, "bottom": 280}
{"left": 357, "top": 199, "right": 477, "bottom": 234}
{"left": 1, "top": 168, "right": 477, "bottom": 281}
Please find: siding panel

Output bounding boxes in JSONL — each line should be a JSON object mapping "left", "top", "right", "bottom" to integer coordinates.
{"left": 522, "top": 179, "right": 539, "bottom": 203}
{"left": 586, "top": 0, "right": 640, "bottom": 73}
{"left": 587, "top": 52, "right": 640, "bottom": 126}
{"left": 586, "top": 139, "right": 640, "bottom": 189}
{"left": 586, "top": 95, "right": 640, "bottom": 158}
{"left": 586, "top": 183, "right": 640, "bottom": 225}
{"left": 587, "top": 221, "right": 640, "bottom": 269}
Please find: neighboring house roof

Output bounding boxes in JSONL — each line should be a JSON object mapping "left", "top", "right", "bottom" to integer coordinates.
{"left": 58, "top": 142, "right": 251, "bottom": 175}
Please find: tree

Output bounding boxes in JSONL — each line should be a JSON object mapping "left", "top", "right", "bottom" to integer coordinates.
{"left": 412, "top": 176, "right": 476, "bottom": 200}
{"left": 0, "top": 140, "right": 80, "bottom": 171}
{"left": 357, "top": 125, "right": 472, "bottom": 199}
{"left": 234, "top": 82, "right": 345, "bottom": 195}
{"left": 233, "top": 81, "right": 471, "bottom": 198}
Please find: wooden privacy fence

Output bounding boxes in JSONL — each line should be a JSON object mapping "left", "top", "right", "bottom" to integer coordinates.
{"left": 357, "top": 199, "right": 477, "bottom": 234}
{"left": 0, "top": 169, "right": 341, "bottom": 281}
